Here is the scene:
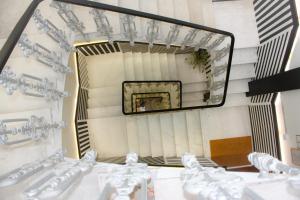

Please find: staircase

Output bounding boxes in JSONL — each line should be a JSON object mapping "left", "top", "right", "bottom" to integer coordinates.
{"left": 0, "top": 0, "right": 259, "bottom": 168}
{"left": 87, "top": 51, "right": 205, "bottom": 159}
{"left": 84, "top": 0, "right": 258, "bottom": 161}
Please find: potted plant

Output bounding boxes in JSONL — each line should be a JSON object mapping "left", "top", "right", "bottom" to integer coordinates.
{"left": 185, "top": 49, "right": 210, "bottom": 72}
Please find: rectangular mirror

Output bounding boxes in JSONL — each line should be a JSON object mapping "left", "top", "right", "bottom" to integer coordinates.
{"left": 123, "top": 81, "right": 181, "bottom": 114}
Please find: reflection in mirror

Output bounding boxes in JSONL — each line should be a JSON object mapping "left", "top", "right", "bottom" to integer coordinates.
{"left": 123, "top": 81, "right": 181, "bottom": 114}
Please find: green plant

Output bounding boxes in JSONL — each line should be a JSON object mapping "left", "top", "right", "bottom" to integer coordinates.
{"left": 185, "top": 49, "right": 210, "bottom": 72}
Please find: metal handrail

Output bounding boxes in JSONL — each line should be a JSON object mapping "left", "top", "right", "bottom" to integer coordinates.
{"left": 0, "top": 0, "right": 234, "bottom": 108}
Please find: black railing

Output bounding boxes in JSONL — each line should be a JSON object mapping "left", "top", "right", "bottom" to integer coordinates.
{"left": 0, "top": 0, "right": 235, "bottom": 108}
{"left": 0, "top": 0, "right": 235, "bottom": 159}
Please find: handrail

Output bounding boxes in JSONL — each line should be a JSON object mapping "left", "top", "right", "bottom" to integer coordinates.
{"left": 0, "top": 0, "right": 43, "bottom": 73}
{"left": 0, "top": 0, "right": 234, "bottom": 108}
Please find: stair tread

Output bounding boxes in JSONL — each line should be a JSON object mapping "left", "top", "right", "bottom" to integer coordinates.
{"left": 124, "top": 52, "right": 135, "bottom": 80}
{"left": 148, "top": 114, "right": 164, "bottom": 157}
{"left": 142, "top": 53, "right": 153, "bottom": 80}
{"left": 172, "top": 112, "right": 189, "bottom": 157}
{"left": 167, "top": 54, "right": 178, "bottom": 80}
{"left": 151, "top": 53, "right": 162, "bottom": 80}
{"left": 88, "top": 116, "right": 128, "bottom": 158}
{"left": 137, "top": 115, "right": 151, "bottom": 157}
{"left": 159, "top": 53, "right": 170, "bottom": 80}
{"left": 232, "top": 47, "right": 258, "bottom": 65}
{"left": 160, "top": 113, "right": 177, "bottom": 157}
{"left": 126, "top": 116, "right": 140, "bottom": 153}
{"left": 87, "top": 106, "right": 122, "bottom": 118}
{"left": 186, "top": 110, "right": 203, "bottom": 156}
{"left": 133, "top": 52, "right": 144, "bottom": 80}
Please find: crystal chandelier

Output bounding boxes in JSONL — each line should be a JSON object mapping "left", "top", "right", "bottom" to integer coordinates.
{"left": 165, "top": 25, "right": 180, "bottom": 49}
{"left": 146, "top": 20, "right": 160, "bottom": 48}
{"left": 0, "top": 115, "right": 65, "bottom": 145}
{"left": 212, "top": 63, "right": 227, "bottom": 77}
{"left": 18, "top": 34, "right": 72, "bottom": 74}
{"left": 181, "top": 153, "right": 244, "bottom": 200}
{"left": 206, "top": 35, "right": 226, "bottom": 50}
{"left": 181, "top": 29, "right": 199, "bottom": 50}
{"left": 0, "top": 66, "right": 68, "bottom": 101}
{"left": 0, "top": 150, "right": 64, "bottom": 187}
{"left": 50, "top": 1, "right": 88, "bottom": 41}
{"left": 121, "top": 15, "right": 138, "bottom": 46}
{"left": 32, "top": 9, "right": 74, "bottom": 52}
{"left": 213, "top": 45, "right": 230, "bottom": 61}
{"left": 90, "top": 9, "right": 113, "bottom": 43}
{"left": 194, "top": 32, "right": 214, "bottom": 51}
{"left": 23, "top": 150, "right": 97, "bottom": 199}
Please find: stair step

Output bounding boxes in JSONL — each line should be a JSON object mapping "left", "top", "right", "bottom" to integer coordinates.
{"left": 159, "top": 113, "right": 176, "bottom": 157}
{"left": 139, "top": 0, "right": 158, "bottom": 14}
{"left": 182, "top": 82, "right": 208, "bottom": 93}
{"left": 186, "top": 0, "right": 204, "bottom": 24}
{"left": 96, "top": 0, "right": 118, "bottom": 5}
{"left": 126, "top": 116, "right": 140, "bottom": 153}
{"left": 227, "top": 79, "right": 250, "bottom": 94}
{"left": 158, "top": 0, "right": 174, "bottom": 18}
{"left": 133, "top": 53, "right": 144, "bottom": 80}
{"left": 118, "top": 0, "right": 140, "bottom": 10}
{"left": 87, "top": 53, "right": 125, "bottom": 88}
{"left": 89, "top": 86, "right": 121, "bottom": 98}
{"left": 165, "top": 157, "right": 218, "bottom": 167}
{"left": 187, "top": 0, "right": 215, "bottom": 27}
{"left": 232, "top": 47, "right": 258, "bottom": 65}
{"left": 176, "top": 54, "right": 206, "bottom": 84}
{"left": 172, "top": 112, "right": 189, "bottom": 157}
{"left": 151, "top": 53, "right": 162, "bottom": 80}
{"left": 159, "top": 53, "right": 170, "bottom": 80}
{"left": 230, "top": 64, "right": 256, "bottom": 80}
{"left": 87, "top": 106, "right": 122, "bottom": 118}
{"left": 147, "top": 114, "right": 164, "bottom": 157}
{"left": 88, "top": 116, "right": 128, "bottom": 158}
{"left": 182, "top": 92, "right": 204, "bottom": 102}
{"left": 157, "top": 0, "right": 175, "bottom": 40}
{"left": 173, "top": 0, "right": 190, "bottom": 22}
{"left": 186, "top": 110, "right": 203, "bottom": 156}
{"left": 167, "top": 54, "right": 178, "bottom": 80}
{"left": 142, "top": 53, "right": 153, "bottom": 80}
{"left": 124, "top": 52, "right": 135, "bottom": 80}
{"left": 88, "top": 96, "right": 121, "bottom": 108}
{"left": 224, "top": 93, "right": 250, "bottom": 107}
{"left": 182, "top": 100, "right": 205, "bottom": 107}
{"left": 137, "top": 115, "right": 151, "bottom": 157}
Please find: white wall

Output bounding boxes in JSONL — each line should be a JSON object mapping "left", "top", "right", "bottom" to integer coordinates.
{"left": 200, "top": 106, "right": 252, "bottom": 157}
{"left": 281, "top": 90, "right": 300, "bottom": 146}
{"left": 212, "top": 0, "right": 259, "bottom": 48}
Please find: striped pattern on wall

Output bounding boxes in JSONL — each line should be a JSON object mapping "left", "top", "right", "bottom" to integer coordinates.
{"left": 97, "top": 156, "right": 218, "bottom": 167}
{"left": 77, "top": 52, "right": 89, "bottom": 88}
{"left": 254, "top": 0, "right": 297, "bottom": 44}
{"left": 76, "top": 120, "right": 90, "bottom": 158}
{"left": 249, "top": 0, "right": 298, "bottom": 159}
{"left": 77, "top": 42, "right": 121, "bottom": 56}
{"left": 76, "top": 88, "right": 90, "bottom": 158}
{"left": 249, "top": 104, "right": 279, "bottom": 158}
{"left": 77, "top": 88, "right": 88, "bottom": 120}
{"left": 251, "top": 29, "right": 292, "bottom": 103}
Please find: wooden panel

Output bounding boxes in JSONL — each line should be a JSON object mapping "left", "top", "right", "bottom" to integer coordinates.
{"left": 210, "top": 136, "right": 252, "bottom": 167}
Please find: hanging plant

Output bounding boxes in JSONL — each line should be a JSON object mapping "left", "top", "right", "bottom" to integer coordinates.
{"left": 185, "top": 49, "right": 210, "bottom": 72}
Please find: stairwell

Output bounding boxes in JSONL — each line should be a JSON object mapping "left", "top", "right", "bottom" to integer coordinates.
{"left": 0, "top": 0, "right": 259, "bottom": 168}
{"left": 85, "top": 0, "right": 259, "bottom": 162}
